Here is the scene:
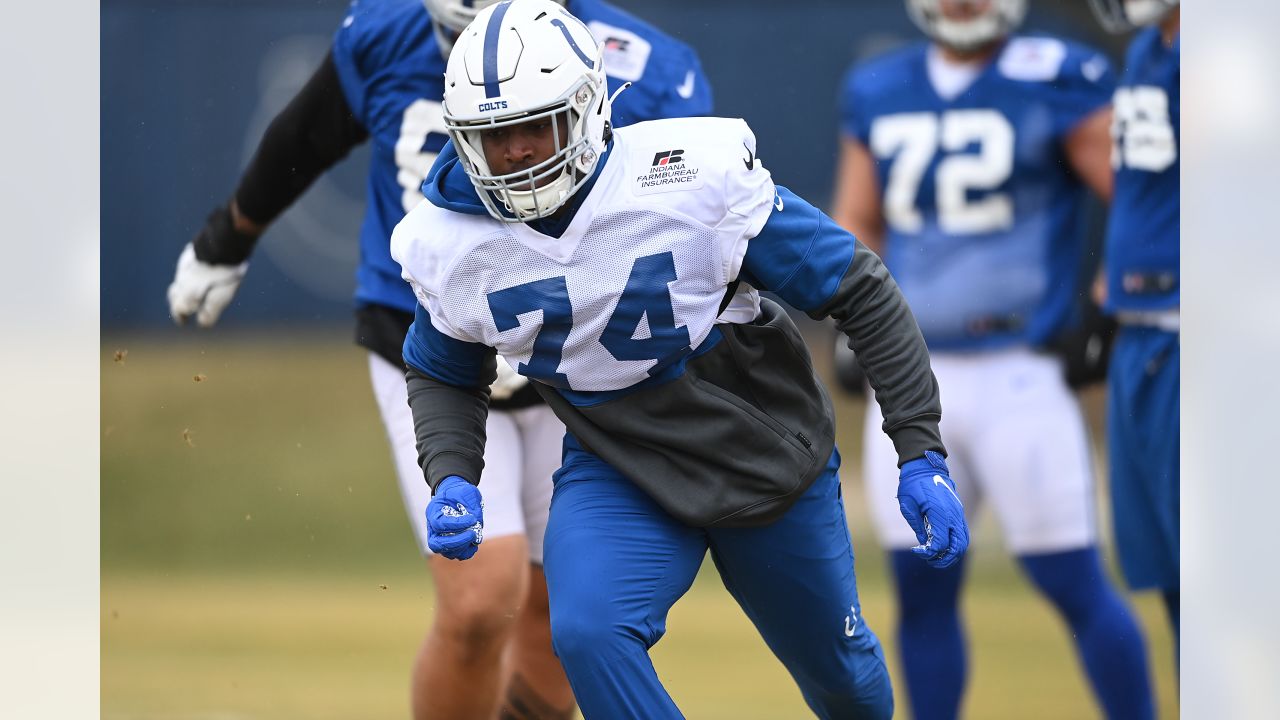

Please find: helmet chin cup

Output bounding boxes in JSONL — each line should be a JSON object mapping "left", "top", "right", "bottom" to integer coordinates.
{"left": 906, "top": 0, "right": 1027, "bottom": 51}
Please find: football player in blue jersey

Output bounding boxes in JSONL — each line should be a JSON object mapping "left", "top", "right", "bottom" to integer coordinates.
{"left": 164, "top": 1, "right": 710, "bottom": 718}
{"left": 391, "top": 1, "right": 970, "bottom": 717}
{"left": 1089, "top": 0, "right": 1180, "bottom": 653}
{"left": 829, "top": 1, "right": 1154, "bottom": 717}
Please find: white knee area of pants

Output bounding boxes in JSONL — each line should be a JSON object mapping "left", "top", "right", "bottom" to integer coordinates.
{"left": 367, "top": 353, "right": 563, "bottom": 561}
{"left": 863, "top": 347, "right": 1097, "bottom": 554}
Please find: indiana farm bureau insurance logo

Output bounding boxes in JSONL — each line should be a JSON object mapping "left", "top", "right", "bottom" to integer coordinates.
{"left": 635, "top": 148, "right": 702, "bottom": 194}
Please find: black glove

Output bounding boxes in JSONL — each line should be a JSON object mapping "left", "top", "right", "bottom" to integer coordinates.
{"left": 1047, "top": 299, "right": 1117, "bottom": 389}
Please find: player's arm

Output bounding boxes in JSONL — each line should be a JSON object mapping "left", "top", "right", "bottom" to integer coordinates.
{"left": 403, "top": 303, "right": 498, "bottom": 561}
{"left": 742, "top": 188, "right": 941, "bottom": 464}
{"left": 402, "top": 302, "right": 496, "bottom": 491}
{"left": 830, "top": 135, "right": 886, "bottom": 256}
{"left": 167, "top": 50, "right": 370, "bottom": 326}
{"left": 1064, "top": 105, "right": 1114, "bottom": 203}
{"left": 740, "top": 186, "right": 968, "bottom": 567}
{"left": 1054, "top": 45, "right": 1118, "bottom": 204}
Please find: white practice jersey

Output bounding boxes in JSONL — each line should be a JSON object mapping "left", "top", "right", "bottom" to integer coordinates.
{"left": 391, "top": 117, "right": 776, "bottom": 392}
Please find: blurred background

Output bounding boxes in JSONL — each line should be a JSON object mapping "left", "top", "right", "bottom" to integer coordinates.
{"left": 101, "top": 1, "right": 1176, "bottom": 718}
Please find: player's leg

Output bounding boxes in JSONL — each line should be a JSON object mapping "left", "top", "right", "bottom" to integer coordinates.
{"left": 709, "top": 451, "right": 892, "bottom": 720}
{"left": 1109, "top": 326, "right": 1180, "bottom": 647}
{"left": 418, "top": 535, "right": 529, "bottom": 719}
{"left": 975, "top": 349, "right": 1153, "bottom": 720}
{"left": 1162, "top": 588, "right": 1179, "bottom": 657}
{"left": 863, "top": 377, "right": 973, "bottom": 720}
{"left": 502, "top": 567, "right": 574, "bottom": 719}
{"left": 541, "top": 437, "right": 707, "bottom": 719}
{"left": 887, "top": 548, "right": 968, "bottom": 720}
{"left": 368, "top": 354, "right": 532, "bottom": 719}
{"left": 498, "top": 405, "right": 575, "bottom": 719}
{"left": 1018, "top": 549, "right": 1153, "bottom": 719}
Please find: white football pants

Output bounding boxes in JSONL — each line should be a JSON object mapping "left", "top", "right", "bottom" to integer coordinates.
{"left": 368, "top": 353, "right": 563, "bottom": 562}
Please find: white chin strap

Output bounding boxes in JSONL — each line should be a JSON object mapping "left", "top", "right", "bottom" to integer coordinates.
{"left": 502, "top": 171, "right": 575, "bottom": 221}
{"left": 934, "top": 15, "right": 1002, "bottom": 50}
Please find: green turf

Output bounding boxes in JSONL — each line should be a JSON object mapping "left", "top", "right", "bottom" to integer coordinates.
{"left": 102, "top": 334, "right": 1178, "bottom": 718}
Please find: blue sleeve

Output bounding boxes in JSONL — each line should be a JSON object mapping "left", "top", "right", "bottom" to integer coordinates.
{"left": 653, "top": 43, "right": 713, "bottom": 118}
{"left": 403, "top": 303, "right": 495, "bottom": 389}
{"left": 331, "top": 2, "right": 371, "bottom": 122}
{"left": 838, "top": 65, "right": 871, "bottom": 143}
{"left": 1050, "top": 43, "right": 1117, "bottom": 138}
{"left": 740, "top": 185, "right": 857, "bottom": 313}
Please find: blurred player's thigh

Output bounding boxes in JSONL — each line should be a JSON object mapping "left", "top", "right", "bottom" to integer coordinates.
{"left": 863, "top": 348, "right": 1094, "bottom": 553}
{"left": 964, "top": 348, "right": 1096, "bottom": 554}
{"left": 511, "top": 403, "right": 564, "bottom": 564}
{"left": 862, "top": 377, "right": 982, "bottom": 550}
{"left": 368, "top": 352, "right": 531, "bottom": 554}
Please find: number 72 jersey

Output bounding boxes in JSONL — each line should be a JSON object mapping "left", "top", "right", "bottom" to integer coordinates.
{"left": 840, "top": 36, "right": 1115, "bottom": 350}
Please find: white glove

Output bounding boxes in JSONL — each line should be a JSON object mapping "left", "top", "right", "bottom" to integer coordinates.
{"left": 167, "top": 243, "right": 249, "bottom": 327}
{"left": 490, "top": 355, "right": 530, "bottom": 401}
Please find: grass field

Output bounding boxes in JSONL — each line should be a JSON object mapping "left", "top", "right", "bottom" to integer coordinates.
{"left": 102, "top": 333, "right": 1178, "bottom": 718}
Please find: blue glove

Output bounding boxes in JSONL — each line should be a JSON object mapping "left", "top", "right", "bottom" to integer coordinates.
{"left": 896, "top": 451, "right": 969, "bottom": 569}
{"left": 426, "top": 475, "right": 484, "bottom": 561}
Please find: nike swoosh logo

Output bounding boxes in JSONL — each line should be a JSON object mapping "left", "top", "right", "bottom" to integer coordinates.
{"left": 742, "top": 142, "right": 755, "bottom": 172}
{"left": 676, "top": 70, "right": 696, "bottom": 99}
{"left": 844, "top": 605, "right": 858, "bottom": 637}
{"left": 773, "top": 191, "right": 784, "bottom": 211}
{"left": 934, "top": 474, "right": 961, "bottom": 503}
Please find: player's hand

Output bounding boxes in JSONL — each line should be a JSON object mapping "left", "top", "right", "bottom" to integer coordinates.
{"left": 489, "top": 355, "right": 529, "bottom": 401}
{"left": 896, "top": 451, "right": 969, "bottom": 569}
{"left": 426, "top": 475, "right": 484, "bottom": 560}
{"left": 166, "top": 242, "right": 248, "bottom": 327}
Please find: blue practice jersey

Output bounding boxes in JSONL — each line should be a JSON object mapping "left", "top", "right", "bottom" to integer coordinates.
{"left": 841, "top": 36, "right": 1115, "bottom": 350}
{"left": 1104, "top": 28, "right": 1179, "bottom": 313}
{"left": 331, "top": 0, "right": 712, "bottom": 313}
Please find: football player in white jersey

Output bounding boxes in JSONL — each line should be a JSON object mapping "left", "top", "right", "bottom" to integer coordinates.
{"left": 391, "top": 1, "right": 969, "bottom": 717}
{"left": 165, "top": 0, "right": 710, "bottom": 717}
{"left": 829, "top": 1, "right": 1153, "bottom": 718}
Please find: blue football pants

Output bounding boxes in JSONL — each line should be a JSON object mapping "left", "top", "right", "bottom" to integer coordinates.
{"left": 542, "top": 447, "right": 892, "bottom": 719}
{"left": 1108, "top": 325, "right": 1180, "bottom": 594}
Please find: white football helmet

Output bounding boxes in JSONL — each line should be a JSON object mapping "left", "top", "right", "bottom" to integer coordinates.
{"left": 1088, "top": 0, "right": 1178, "bottom": 33}
{"left": 906, "top": 0, "right": 1026, "bottom": 51}
{"left": 423, "top": 0, "right": 567, "bottom": 55}
{"left": 442, "top": 0, "right": 611, "bottom": 222}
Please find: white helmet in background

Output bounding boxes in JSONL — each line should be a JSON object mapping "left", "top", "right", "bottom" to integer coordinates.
{"left": 423, "top": 0, "right": 567, "bottom": 56}
{"left": 442, "top": 0, "right": 611, "bottom": 222}
{"left": 1088, "top": 0, "right": 1178, "bottom": 33}
{"left": 906, "top": 0, "right": 1026, "bottom": 51}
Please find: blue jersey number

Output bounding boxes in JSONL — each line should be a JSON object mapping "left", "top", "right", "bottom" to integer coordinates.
{"left": 487, "top": 276, "right": 573, "bottom": 388}
{"left": 486, "top": 252, "right": 690, "bottom": 389}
